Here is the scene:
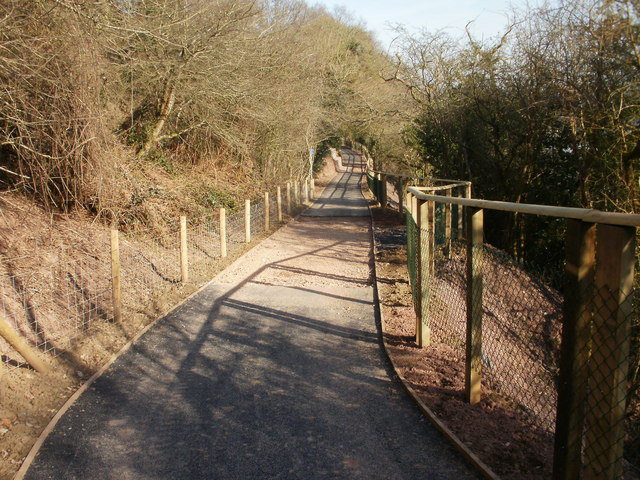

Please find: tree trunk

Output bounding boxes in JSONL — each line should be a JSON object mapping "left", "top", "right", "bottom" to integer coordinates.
{"left": 137, "top": 80, "right": 177, "bottom": 158}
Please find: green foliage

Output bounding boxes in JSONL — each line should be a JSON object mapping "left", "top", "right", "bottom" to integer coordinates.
{"left": 196, "top": 188, "right": 237, "bottom": 211}
{"left": 147, "top": 149, "right": 175, "bottom": 174}
{"left": 392, "top": 0, "right": 639, "bottom": 268}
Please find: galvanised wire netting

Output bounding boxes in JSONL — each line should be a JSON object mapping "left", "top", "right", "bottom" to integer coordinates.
{"left": 480, "top": 245, "right": 561, "bottom": 430}
{"left": 1, "top": 188, "right": 296, "bottom": 369}
{"left": 584, "top": 280, "right": 639, "bottom": 478}
{"left": 0, "top": 249, "right": 113, "bottom": 367}
{"left": 187, "top": 218, "right": 222, "bottom": 284}
{"left": 250, "top": 201, "right": 265, "bottom": 236}
{"left": 409, "top": 199, "right": 640, "bottom": 478}
{"left": 370, "top": 171, "right": 640, "bottom": 477}
{"left": 418, "top": 206, "right": 562, "bottom": 427}
{"left": 269, "top": 192, "right": 279, "bottom": 228}
{"left": 227, "top": 207, "right": 247, "bottom": 251}
{"left": 120, "top": 227, "right": 182, "bottom": 302}
{"left": 422, "top": 235, "right": 467, "bottom": 354}
{"left": 626, "top": 296, "right": 640, "bottom": 477}
{"left": 386, "top": 178, "right": 404, "bottom": 210}
{"left": 366, "top": 172, "right": 376, "bottom": 194}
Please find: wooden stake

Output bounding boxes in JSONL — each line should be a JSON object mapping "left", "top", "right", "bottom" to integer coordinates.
{"left": 264, "top": 192, "right": 270, "bottom": 231}
{"left": 417, "top": 199, "right": 431, "bottom": 347}
{"left": 180, "top": 216, "right": 188, "bottom": 283}
{"left": 220, "top": 208, "right": 227, "bottom": 258}
{"left": 286, "top": 182, "right": 291, "bottom": 215}
{"left": 445, "top": 188, "right": 452, "bottom": 257}
{"left": 552, "top": 220, "right": 595, "bottom": 480}
{"left": 465, "top": 207, "right": 483, "bottom": 404}
{"left": 245, "top": 199, "right": 251, "bottom": 243}
{"left": 110, "top": 229, "right": 122, "bottom": 324}
{"left": 277, "top": 187, "right": 283, "bottom": 223}
{"left": 457, "top": 187, "right": 464, "bottom": 240}
{"left": 0, "top": 316, "right": 50, "bottom": 373}
{"left": 583, "top": 223, "right": 635, "bottom": 480}
{"left": 462, "top": 183, "right": 472, "bottom": 240}
{"left": 398, "top": 179, "right": 405, "bottom": 214}
{"left": 379, "top": 174, "right": 387, "bottom": 211}
{"left": 427, "top": 199, "right": 435, "bottom": 277}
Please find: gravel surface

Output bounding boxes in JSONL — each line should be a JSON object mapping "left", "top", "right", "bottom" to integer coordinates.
{"left": 22, "top": 150, "right": 480, "bottom": 480}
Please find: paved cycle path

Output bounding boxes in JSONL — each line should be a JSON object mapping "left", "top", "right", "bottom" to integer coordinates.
{"left": 23, "top": 149, "right": 480, "bottom": 479}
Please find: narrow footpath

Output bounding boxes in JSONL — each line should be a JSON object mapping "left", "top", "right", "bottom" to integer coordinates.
{"left": 21, "top": 149, "right": 480, "bottom": 480}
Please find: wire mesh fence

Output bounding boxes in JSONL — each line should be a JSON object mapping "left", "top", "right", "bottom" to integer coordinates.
{"left": 0, "top": 248, "right": 114, "bottom": 366}
{"left": 0, "top": 182, "right": 309, "bottom": 370}
{"left": 369, "top": 171, "right": 640, "bottom": 479}
{"left": 424, "top": 238, "right": 467, "bottom": 355}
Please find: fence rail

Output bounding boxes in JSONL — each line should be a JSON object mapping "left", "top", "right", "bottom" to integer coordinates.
{"left": 369, "top": 169, "right": 640, "bottom": 480}
{"left": 0, "top": 178, "right": 315, "bottom": 372}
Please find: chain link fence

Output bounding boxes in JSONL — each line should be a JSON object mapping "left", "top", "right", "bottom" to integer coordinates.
{"left": 369, "top": 170, "right": 640, "bottom": 479}
{"left": 0, "top": 182, "right": 309, "bottom": 369}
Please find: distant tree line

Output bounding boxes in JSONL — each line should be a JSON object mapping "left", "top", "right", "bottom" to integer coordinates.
{"left": 2, "top": 0, "right": 637, "bottom": 263}
{"left": 384, "top": 0, "right": 639, "bottom": 273}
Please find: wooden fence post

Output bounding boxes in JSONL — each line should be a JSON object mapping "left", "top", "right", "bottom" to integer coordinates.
{"left": 416, "top": 199, "right": 431, "bottom": 347}
{"left": 110, "top": 229, "right": 122, "bottom": 324}
{"left": 583, "top": 223, "right": 635, "bottom": 480}
{"left": 220, "top": 208, "right": 227, "bottom": 258}
{"left": 374, "top": 172, "right": 380, "bottom": 204}
{"left": 286, "top": 182, "right": 292, "bottom": 215}
{"left": 277, "top": 186, "right": 283, "bottom": 223}
{"left": 310, "top": 179, "right": 315, "bottom": 200}
{"left": 304, "top": 180, "right": 309, "bottom": 203}
{"left": 411, "top": 193, "right": 418, "bottom": 225}
{"left": 445, "top": 188, "right": 452, "bottom": 257}
{"left": 0, "top": 316, "right": 50, "bottom": 373}
{"left": 405, "top": 190, "right": 413, "bottom": 218}
{"left": 180, "top": 216, "right": 188, "bottom": 283}
{"left": 381, "top": 174, "right": 388, "bottom": 212}
{"left": 552, "top": 220, "right": 595, "bottom": 480}
{"left": 427, "top": 196, "right": 436, "bottom": 277}
{"left": 245, "top": 200, "right": 251, "bottom": 243}
{"left": 397, "top": 179, "right": 404, "bottom": 214}
{"left": 415, "top": 198, "right": 424, "bottom": 345}
{"left": 462, "top": 183, "right": 472, "bottom": 240}
{"left": 294, "top": 181, "right": 300, "bottom": 206}
{"left": 465, "top": 207, "right": 483, "bottom": 404}
{"left": 264, "top": 191, "right": 270, "bottom": 231}
{"left": 457, "top": 187, "right": 464, "bottom": 240}
{"left": 402, "top": 179, "right": 409, "bottom": 212}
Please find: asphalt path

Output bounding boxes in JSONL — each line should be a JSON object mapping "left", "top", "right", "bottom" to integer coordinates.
{"left": 22, "top": 149, "right": 480, "bottom": 480}
{"left": 304, "top": 150, "right": 369, "bottom": 217}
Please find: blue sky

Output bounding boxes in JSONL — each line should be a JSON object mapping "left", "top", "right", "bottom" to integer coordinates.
{"left": 313, "top": 0, "right": 553, "bottom": 50}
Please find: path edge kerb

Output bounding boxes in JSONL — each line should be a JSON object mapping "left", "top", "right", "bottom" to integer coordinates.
{"left": 13, "top": 191, "right": 329, "bottom": 480}
{"left": 365, "top": 196, "right": 501, "bottom": 480}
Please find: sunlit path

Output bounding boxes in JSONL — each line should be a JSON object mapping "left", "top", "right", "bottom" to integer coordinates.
{"left": 22, "top": 149, "right": 480, "bottom": 480}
